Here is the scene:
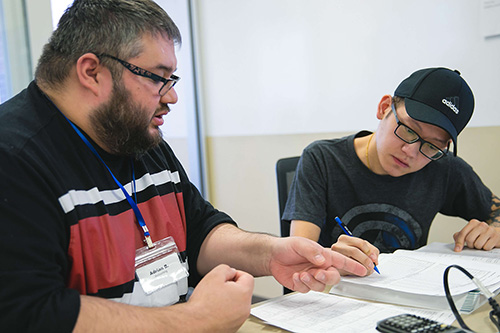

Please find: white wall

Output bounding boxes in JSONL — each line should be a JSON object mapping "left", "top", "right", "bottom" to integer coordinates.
{"left": 2, "top": 0, "right": 34, "bottom": 94}
{"left": 195, "top": 0, "right": 500, "bottom": 137}
{"left": 25, "top": 0, "right": 53, "bottom": 76}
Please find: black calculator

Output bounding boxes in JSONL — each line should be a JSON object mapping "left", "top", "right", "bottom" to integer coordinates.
{"left": 376, "top": 314, "right": 474, "bottom": 332}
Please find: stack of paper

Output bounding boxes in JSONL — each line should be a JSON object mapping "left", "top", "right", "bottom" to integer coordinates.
{"left": 330, "top": 243, "right": 500, "bottom": 312}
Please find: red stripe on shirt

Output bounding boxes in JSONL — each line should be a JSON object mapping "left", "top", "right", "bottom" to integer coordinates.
{"left": 67, "top": 192, "right": 186, "bottom": 295}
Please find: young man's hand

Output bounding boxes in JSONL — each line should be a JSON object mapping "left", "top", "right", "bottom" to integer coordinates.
{"left": 330, "top": 235, "right": 380, "bottom": 276}
{"left": 453, "top": 219, "right": 500, "bottom": 251}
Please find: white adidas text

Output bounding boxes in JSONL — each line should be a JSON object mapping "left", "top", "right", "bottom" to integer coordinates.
{"left": 442, "top": 99, "right": 459, "bottom": 114}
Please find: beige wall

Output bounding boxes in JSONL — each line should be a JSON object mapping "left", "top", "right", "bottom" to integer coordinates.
{"left": 204, "top": 126, "right": 500, "bottom": 298}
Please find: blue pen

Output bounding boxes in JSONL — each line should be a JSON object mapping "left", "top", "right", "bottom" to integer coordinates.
{"left": 335, "top": 216, "right": 380, "bottom": 274}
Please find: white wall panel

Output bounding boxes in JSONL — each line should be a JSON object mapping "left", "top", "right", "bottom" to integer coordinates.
{"left": 195, "top": 0, "right": 500, "bottom": 137}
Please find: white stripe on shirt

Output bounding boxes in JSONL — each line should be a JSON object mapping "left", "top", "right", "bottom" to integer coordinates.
{"left": 58, "top": 169, "right": 180, "bottom": 214}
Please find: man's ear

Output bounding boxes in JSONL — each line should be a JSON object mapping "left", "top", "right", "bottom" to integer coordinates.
{"left": 75, "top": 53, "right": 107, "bottom": 96}
{"left": 376, "top": 95, "right": 393, "bottom": 120}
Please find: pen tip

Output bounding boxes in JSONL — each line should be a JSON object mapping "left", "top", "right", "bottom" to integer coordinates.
{"left": 374, "top": 266, "right": 380, "bottom": 274}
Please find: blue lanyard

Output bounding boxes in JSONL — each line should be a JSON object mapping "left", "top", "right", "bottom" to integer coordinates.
{"left": 62, "top": 115, "right": 154, "bottom": 249}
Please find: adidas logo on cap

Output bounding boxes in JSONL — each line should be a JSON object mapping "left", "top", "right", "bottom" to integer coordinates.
{"left": 442, "top": 97, "right": 460, "bottom": 115}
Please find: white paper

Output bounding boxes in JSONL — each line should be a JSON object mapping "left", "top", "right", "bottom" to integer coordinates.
{"left": 338, "top": 251, "right": 500, "bottom": 296}
{"left": 251, "top": 291, "right": 456, "bottom": 333}
{"left": 329, "top": 243, "right": 500, "bottom": 311}
{"left": 416, "top": 242, "right": 500, "bottom": 263}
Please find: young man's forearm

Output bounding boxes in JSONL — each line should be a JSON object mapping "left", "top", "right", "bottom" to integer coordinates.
{"left": 488, "top": 194, "right": 500, "bottom": 227}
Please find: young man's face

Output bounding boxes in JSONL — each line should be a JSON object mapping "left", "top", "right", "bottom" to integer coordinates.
{"left": 90, "top": 33, "right": 179, "bottom": 156}
{"left": 375, "top": 102, "right": 451, "bottom": 177}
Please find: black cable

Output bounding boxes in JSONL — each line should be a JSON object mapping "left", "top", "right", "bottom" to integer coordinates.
{"left": 444, "top": 264, "right": 500, "bottom": 333}
{"left": 489, "top": 297, "right": 500, "bottom": 331}
{"left": 443, "top": 264, "right": 473, "bottom": 330}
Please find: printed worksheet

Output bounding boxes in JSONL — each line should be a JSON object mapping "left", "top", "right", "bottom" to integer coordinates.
{"left": 251, "top": 291, "right": 455, "bottom": 333}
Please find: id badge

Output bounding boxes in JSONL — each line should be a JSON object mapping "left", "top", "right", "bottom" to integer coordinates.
{"left": 135, "top": 237, "right": 189, "bottom": 295}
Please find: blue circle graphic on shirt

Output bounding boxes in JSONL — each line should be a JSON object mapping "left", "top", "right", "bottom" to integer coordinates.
{"left": 333, "top": 203, "right": 422, "bottom": 253}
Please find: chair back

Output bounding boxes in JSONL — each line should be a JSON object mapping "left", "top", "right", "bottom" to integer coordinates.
{"left": 275, "top": 156, "right": 300, "bottom": 237}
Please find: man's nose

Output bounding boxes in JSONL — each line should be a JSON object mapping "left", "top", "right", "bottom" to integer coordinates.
{"left": 161, "top": 87, "right": 178, "bottom": 105}
{"left": 401, "top": 141, "right": 420, "bottom": 158}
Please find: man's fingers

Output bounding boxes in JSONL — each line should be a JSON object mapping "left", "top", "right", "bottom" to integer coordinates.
{"left": 453, "top": 232, "right": 464, "bottom": 252}
{"left": 453, "top": 220, "right": 495, "bottom": 251}
{"left": 290, "top": 237, "right": 327, "bottom": 266}
{"left": 453, "top": 220, "right": 477, "bottom": 251}
{"left": 332, "top": 235, "right": 379, "bottom": 268}
{"left": 292, "top": 237, "right": 367, "bottom": 275}
{"left": 214, "top": 264, "right": 255, "bottom": 290}
{"left": 292, "top": 269, "right": 341, "bottom": 293}
{"left": 211, "top": 264, "right": 238, "bottom": 281}
{"left": 326, "top": 250, "right": 367, "bottom": 276}
{"left": 232, "top": 269, "right": 255, "bottom": 288}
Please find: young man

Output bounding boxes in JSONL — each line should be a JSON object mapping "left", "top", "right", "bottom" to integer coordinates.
{"left": 284, "top": 67, "right": 500, "bottom": 274}
{"left": 0, "top": 1, "right": 366, "bottom": 331}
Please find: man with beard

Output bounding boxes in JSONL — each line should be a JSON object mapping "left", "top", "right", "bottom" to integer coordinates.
{"left": 0, "top": 0, "right": 367, "bottom": 332}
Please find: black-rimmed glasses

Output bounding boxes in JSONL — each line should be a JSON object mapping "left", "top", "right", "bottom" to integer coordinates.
{"left": 99, "top": 53, "right": 179, "bottom": 96}
{"left": 391, "top": 104, "right": 448, "bottom": 161}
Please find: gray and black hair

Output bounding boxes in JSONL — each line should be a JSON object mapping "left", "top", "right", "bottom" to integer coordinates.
{"left": 392, "top": 95, "right": 404, "bottom": 108}
{"left": 35, "top": 0, "right": 181, "bottom": 89}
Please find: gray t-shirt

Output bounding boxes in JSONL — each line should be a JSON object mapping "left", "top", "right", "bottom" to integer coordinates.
{"left": 282, "top": 131, "right": 492, "bottom": 252}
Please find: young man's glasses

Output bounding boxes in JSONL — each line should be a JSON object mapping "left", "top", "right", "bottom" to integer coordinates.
{"left": 391, "top": 104, "right": 448, "bottom": 161}
{"left": 99, "top": 54, "right": 180, "bottom": 96}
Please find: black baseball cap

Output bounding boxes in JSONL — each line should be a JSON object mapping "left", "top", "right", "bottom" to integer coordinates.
{"left": 394, "top": 67, "right": 474, "bottom": 156}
